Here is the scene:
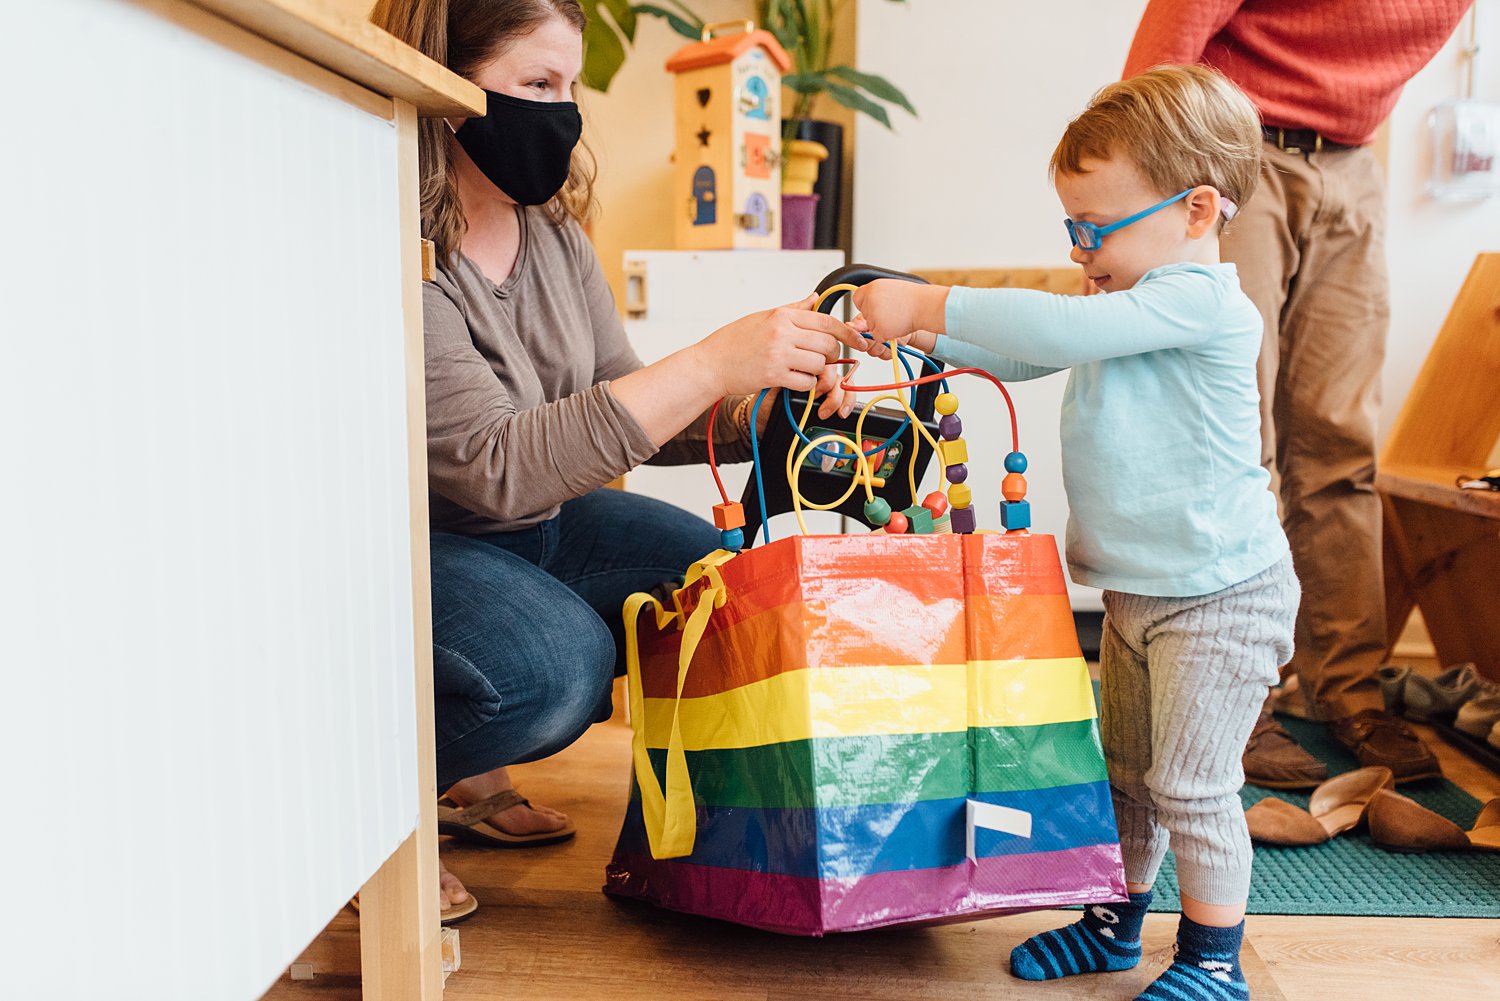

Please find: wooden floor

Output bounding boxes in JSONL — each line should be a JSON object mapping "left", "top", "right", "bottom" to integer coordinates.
{"left": 269, "top": 677, "right": 1500, "bottom": 1001}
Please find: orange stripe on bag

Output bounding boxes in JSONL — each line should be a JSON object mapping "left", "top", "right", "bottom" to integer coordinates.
{"left": 966, "top": 593, "right": 1082, "bottom": 661}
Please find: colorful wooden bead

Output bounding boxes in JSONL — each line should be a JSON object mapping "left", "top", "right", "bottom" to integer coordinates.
{"left": 884, "top": 511, "right": 909, "bottom": 534}
{"left": 947, "top": 482, "right": 973, "bottom": 509}
{"left": 938, "top": 438, "right": 969, "bottom": 465}
{"left": 1004, "top": 451, "right": 1028, "bottom": 474}
{"left": 1002, "top": 472, "right": 1027, "bottom": 502}
{"left": 946, "top": 463, "right": 969, "bottom": 484}
{"left": 713, "top": 501, "right": 745, "bottom": 531}
{"left": 720, "top": 527, "right": 745, "bottom": 551}
{"left": 949, "top": 505, "right": 977, "bottom": 534}
{"left": 901, "top": 504, "right": 935, "bottom": 535}
{"left": 938, "top": 414, "right": 962, "bottom": 440}
{"left": 934, "top": 392, "right": 959, "bottom": 416}
{"left": 921, "top": 490, "right": 949, "bottom": 518}
{"left": 861, "top": 439, "right": 887, "bottom": 471}
{"left": 863, "top": 496, "right": 892, "bottom": 527}
{"left": 1000, "top": 499, "right": 1031, "bottom": 531}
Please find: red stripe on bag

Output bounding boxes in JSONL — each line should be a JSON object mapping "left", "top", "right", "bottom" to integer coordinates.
{"left": 962, "top": 534, "right": 1070, "bottom": 597}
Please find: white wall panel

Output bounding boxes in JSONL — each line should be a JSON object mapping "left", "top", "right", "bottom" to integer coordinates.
{"left": 853, "top": 1, "right": 1148, "bottom": 610}
{"left": 0, "top": 2, "right": 417, "bottom": 998}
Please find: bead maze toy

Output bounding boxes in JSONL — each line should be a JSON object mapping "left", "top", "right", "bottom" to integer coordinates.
{"left": 706, "top": 264, "right": 1029, "bottom": 547}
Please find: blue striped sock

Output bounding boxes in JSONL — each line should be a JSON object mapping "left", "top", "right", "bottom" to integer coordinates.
{"left": 1009, "top": 891, "right": 1150, "bottom": 981}
{"left": 1137, "top": 916, "right": 1248, "bottom": 1001}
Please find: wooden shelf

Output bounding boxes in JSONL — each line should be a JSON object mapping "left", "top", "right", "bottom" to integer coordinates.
{"left": 1378, "top": 464, "right": 1500, "bottom": 519}
{"left": 181, "top": 0, "right": 485, "bottom": 116}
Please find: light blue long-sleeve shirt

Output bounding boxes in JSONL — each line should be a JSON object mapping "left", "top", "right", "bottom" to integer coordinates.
{"left": 934, "top": 262, "right": 1287, "bottom": 597}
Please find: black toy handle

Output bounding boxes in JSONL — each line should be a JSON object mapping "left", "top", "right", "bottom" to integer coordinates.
{"left": 812, "top": 263, "right": 928, "bottom": 314}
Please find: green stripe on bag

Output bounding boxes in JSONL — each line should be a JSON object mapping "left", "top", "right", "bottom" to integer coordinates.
{"left": 639, "top": 719, "right": 1107, "bottom": 809}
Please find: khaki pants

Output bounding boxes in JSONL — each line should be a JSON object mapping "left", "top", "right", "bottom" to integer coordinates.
{"left": 1222, "top": 142, "right": 1388, "bottom": 720}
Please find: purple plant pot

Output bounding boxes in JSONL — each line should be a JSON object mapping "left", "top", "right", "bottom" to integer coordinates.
{"left": 780, "top": 193, "right": 820, "bottom": 250}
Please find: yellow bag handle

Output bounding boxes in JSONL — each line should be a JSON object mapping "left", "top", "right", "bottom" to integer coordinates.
{"left": 622, "top": 551, "right": 733, "bottom": 859}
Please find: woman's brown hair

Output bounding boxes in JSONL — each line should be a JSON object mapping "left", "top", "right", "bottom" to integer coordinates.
{"left": 371, "top": 0, "right": 598, "bottom": 266}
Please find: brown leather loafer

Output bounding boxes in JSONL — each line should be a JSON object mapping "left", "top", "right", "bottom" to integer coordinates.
{"left": 1243, "top": 713, "right": 1328, "bottom": 789}
{"left": 1328, "top": 709, "right": 1442, "bottom": 783}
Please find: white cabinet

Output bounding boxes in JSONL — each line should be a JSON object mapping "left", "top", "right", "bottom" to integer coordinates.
{"left": 0, "top": 2, "right": 481, "bottom": 998}
{"left": 621, "top": 250, "right": 848, "bottom": 538}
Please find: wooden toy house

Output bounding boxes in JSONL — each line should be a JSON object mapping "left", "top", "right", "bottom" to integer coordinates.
{"left": 665, "top": 21, "right": 791, "bottom": 250}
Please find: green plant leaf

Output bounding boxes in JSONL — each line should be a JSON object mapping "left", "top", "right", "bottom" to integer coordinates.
{"left": 600, "top": 0, "right": 638, "bottom": 42}
{"left": 632, "top": 2, "right": 702, "bottom": 40}
{"left": 781, "top": 71, "right": 828, "bottom": 95}
{"left": 825, "top": 64, "right": 915, "bottom": 116}
{"left": 821, "top": 79, "right": 892, "bottom": 129}
{"left": 581, "top": 8, "right": 628, "bottom": 92}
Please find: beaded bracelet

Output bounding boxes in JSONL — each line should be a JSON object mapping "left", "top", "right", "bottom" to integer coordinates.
{"left": 731, "top": 396, "right": 754, "bottom": 442}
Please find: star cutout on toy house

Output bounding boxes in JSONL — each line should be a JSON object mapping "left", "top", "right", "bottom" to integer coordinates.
{"left": 696, "top": 126, "right": 711, "bottom": 147}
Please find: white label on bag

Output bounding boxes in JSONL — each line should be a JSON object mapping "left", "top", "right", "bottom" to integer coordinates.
{"left": 966, "top": 800, "right": 1033, "bottom": 862}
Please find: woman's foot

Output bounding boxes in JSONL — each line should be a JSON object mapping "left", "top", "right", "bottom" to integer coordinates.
{"left": 438, "top": 858, "right": 470, "bottom": 916}
{"left": 445, "top": 765, "right": 571, "bottom": 838}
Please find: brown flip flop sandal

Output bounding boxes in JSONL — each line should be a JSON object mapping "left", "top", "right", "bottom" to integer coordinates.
{"left": 1367, "top": 789, "right": 1500, "bottom": 853}
{"left": 437, "top": 789, "right": 577, "bottom": 849}
{"left": 1245, "top": 766, "right": 1394, "bottom": 846}
{"left": 349, "top": 891, "right": 479, "bottom": 926}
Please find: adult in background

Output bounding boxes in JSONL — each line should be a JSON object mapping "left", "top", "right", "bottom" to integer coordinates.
{"left": 1124, "top": 0, "right": 1474, "bottom": 787}
{"left": 373, "top": 0, "right": 854, "bottom": 919}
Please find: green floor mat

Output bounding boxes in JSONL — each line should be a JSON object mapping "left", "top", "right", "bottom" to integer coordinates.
{"left": 1148, "top": 715, "right": 1500, "bottom": 916}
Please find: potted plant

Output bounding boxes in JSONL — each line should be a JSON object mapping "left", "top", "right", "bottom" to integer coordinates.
{"left": 583, "top": 1, "right": 916, "bottom": 247}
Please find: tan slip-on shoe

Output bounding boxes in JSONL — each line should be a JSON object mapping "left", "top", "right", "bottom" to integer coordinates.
{"left": 1367, "top": 789, "right": 1500, "bottom": 854}
{"left": 1245, "top": 766, "right": 1395, "bottom": 846}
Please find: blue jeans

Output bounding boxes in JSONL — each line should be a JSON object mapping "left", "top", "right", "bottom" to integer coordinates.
{"left": 428, "top": 489, "right": 719, "bottom": 790}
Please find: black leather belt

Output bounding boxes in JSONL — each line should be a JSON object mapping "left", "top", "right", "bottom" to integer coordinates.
{"left": 1262, "top": 125, "right": 1358, "bottom": 153}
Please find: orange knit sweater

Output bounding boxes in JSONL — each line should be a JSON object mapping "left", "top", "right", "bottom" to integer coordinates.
{"left": 1124, "top": 0, "right": 1474, "bottom": 146}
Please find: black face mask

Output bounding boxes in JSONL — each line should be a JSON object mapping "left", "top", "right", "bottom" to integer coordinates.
{"left": 453, "top": 89, "right": 582, "bottom": 206}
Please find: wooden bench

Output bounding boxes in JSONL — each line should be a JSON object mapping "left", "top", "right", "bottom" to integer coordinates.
{"left": 1379, "top": 253, "right": 1500, "bottom": 681}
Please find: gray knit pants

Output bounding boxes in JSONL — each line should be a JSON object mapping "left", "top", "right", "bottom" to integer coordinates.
{"left": 1100, "top": 554, "right": 1300, "bottom": 906}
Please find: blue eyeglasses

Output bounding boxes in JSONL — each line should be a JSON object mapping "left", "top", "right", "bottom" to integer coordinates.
{"left": 1064, "top": 188, "right": 1194, "bottom": 250}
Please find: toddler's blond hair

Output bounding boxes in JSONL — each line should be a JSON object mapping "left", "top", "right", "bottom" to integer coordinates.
{"left": 1051, "top": 65, "right": 1262, "bottom": 223}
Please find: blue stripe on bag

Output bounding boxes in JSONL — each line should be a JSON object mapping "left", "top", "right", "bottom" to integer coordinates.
{"left": 616, "top": 781, "right": 1117, "bottom": 878}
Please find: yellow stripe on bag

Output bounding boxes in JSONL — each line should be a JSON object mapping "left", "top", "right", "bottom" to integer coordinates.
{"left": 641, "top": 657, "right": 1095, "bottom": 750}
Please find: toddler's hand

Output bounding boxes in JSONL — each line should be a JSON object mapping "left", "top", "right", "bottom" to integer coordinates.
{"left": 850, "top": 280, "right": 946, "bottom": 348}
{"left": 847, "top": 313, "right": 910, "bottom": 360}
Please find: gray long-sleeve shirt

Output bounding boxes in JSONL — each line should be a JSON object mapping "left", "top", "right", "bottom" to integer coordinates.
{"left": 424, "top": 206, "right": 750, "bottom": 535}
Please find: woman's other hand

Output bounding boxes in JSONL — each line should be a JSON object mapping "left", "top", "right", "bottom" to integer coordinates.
{"left": 813, "top": 363, "right": 857, "bottom": 420}
{"left": 692, "top": 294, "right": 852, "bottom": 397}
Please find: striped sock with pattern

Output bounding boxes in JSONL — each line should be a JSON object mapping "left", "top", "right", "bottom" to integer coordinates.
{"left": 1009, "top": 890, "right": 1151, "bottom": 981}
{"left": 1136, "top": 915, "right": 1248, "bottom": 1001}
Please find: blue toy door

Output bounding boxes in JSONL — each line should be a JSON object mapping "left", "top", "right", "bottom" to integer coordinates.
{"left": 692, "top": 166, "right": 717, "bottom": 226}
{"left": 743, "top": 75, "right": 770, "bottom": 120}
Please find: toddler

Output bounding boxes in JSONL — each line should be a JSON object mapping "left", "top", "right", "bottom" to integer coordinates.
{"left": 845, "top": 65, "right": 1298, "bottom": 1000}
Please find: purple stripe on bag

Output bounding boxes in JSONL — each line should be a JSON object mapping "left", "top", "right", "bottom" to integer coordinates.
{"left": 822, "top": 842, "right": 1128, "bottom": 930}
{"left": 605, "top": 843, "right": 1127, "bottom": 936}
